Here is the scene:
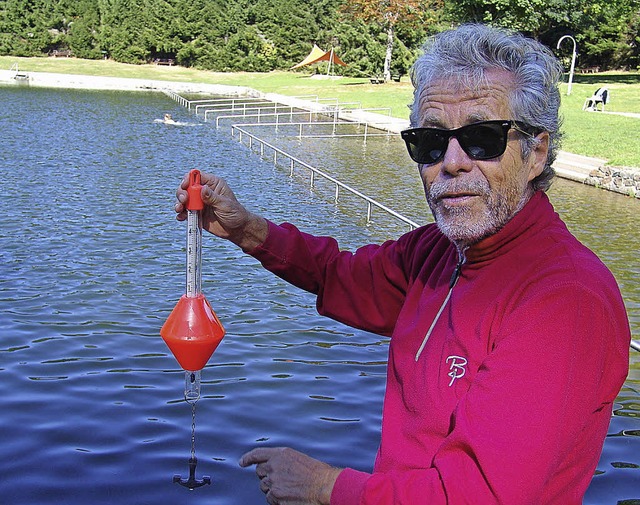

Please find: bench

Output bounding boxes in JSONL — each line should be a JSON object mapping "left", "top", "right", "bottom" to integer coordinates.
{"left": 154, "top": 58, "right": 175, "bottom": 66}
{"left": 370, "top": 76, "right": 384, "bottom": 84}
{"left": 49, "top": 49, "right": 72, "bottom": 58}
{"left": 580, "top": 67, "right": 600, "bottom": 74}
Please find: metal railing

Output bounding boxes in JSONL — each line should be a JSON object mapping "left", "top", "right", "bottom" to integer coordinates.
{"left": 207, "top": 102, "right": 362, "bottom": 124}
{"left": 191, "top": 97, "right": 268, "bottom": 111}
{"left": 231, "top": 125, "right": 419, "bottom": 231}
{"left": 213, "top": 108, "right": 333, "bottom": 127}
{"left": 232, "top": 120, "right": 392, "bottom": 140}
{"left": 195, "top": 100, "right": 275, "bottom": 115}
{"left": 164, "top": 90, "right": 189, "bottom": 107}
{"left": 163, "top": 90, "right": 417, "bottom": 230}
{"left": 205, "top": 103, "right": 300, "bottom": 122}
{"left": 202, "top": 100, "right": 395, "bottom": 140}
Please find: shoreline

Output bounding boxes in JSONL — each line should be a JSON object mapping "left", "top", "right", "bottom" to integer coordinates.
{"left": 2, "top": 69, "right": 638, "bottom": 199}
{"left": 0, "top": 68, "right": 260, "bottom": 96}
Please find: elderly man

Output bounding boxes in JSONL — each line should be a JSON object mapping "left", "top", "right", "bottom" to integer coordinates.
{"left": 175, "top": 24, "right": 630, "bottom": 505}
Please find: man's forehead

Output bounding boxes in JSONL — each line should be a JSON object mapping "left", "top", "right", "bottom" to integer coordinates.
{"left": 415, "top": 93, "right": 509, "bottom": 127}
{"left": 419, "top": 110, "right": 493, "bottom": 126}
{"left": 415, "top": 71, "right": 515, "bottom": 126}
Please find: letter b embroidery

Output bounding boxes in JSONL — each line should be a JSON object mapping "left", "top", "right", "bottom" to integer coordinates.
{"left": 446, "top": 355, "right": 467, "bottom": 386}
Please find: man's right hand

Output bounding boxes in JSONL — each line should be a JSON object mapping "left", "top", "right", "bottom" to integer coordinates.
{"left": 174, "top": 172, "right": 269, "bottom": 252}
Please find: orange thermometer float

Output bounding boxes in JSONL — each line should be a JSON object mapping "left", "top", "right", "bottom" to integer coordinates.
{"left": 161, "top": 169, "right": 226, "bottom": 402}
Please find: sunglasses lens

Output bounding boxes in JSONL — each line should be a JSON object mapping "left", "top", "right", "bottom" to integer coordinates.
{"left": 458, "top": 123, "right": 507, "bottom": 160}
{"left": 402, "top": 121, "right": 511, "bottom": 164}
{"left": 405, "top": 130, "right": 448, "bottom": 164}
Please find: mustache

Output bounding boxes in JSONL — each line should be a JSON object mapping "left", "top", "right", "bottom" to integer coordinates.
{"left": 428, "top": 179, "right": 490, "bottom": 201}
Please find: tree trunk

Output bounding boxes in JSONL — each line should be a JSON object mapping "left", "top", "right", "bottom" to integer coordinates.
{"left": 384, "top": 23, "right": 394, "bottom": 82}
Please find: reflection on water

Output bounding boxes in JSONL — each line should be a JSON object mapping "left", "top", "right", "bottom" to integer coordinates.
{"left": 0, "top": 87, "right": 638, "bottom": 504}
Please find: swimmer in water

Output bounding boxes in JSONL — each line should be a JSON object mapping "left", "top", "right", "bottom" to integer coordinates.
{"left": 163, "top": 113, "right": 177, "bottom": 124}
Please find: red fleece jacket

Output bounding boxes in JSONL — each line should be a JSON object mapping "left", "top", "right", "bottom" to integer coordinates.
{"left": 250, "top": 191, "right": 631, "bottom": 505}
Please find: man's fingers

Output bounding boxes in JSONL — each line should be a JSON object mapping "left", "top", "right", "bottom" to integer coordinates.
{"left": 239, "top": 447, "right": 280, "bottom": 467}
{"left": 201, "top": 185, "right": 215, "bottom": 205}
{"left": 239, "top": 447, "right": 267, "bottom": 467}
{"left": 174, "top": 175, "right": 189, "bottom": 217}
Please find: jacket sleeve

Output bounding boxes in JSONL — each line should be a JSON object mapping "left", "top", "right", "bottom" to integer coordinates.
{"left": 249, "top": 220, "right": 410, "bottom": 336}
{"left": 330, "top": 280, "right": 630, "bottom": 505}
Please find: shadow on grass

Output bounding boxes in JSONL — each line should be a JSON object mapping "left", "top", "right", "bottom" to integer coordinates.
{"left": 572, "top": 73, "right": 640, "bottom": 85}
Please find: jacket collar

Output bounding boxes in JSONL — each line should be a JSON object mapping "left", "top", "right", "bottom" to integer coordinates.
{"left": 463, "top": 191, "right": 557, "bottom": 264}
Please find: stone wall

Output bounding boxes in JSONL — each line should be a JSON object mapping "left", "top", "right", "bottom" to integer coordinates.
{"left": 585, "top": 166, "right": 640, "bottom": 199}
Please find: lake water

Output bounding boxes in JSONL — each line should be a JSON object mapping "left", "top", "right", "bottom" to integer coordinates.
{"left": 0, "top": 86, "right": 638, "bottom": 504}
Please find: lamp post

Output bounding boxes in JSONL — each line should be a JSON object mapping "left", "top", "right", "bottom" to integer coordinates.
{"left": 557, "top": 35, "right": 577, "bottom": 96}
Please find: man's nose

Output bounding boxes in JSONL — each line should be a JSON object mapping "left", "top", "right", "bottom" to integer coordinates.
{"left": 441, "top": 137, "right": 474, "bottom": 175}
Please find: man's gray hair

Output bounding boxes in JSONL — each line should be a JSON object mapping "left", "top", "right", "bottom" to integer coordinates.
{"left": 410, "top": 24, "right": 564, "bottom": 192}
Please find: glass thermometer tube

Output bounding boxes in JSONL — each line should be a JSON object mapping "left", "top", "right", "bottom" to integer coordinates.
{"left": 186, "top": 208, "right": 202, "bottom": 297}
{"left": 184, "top": 205, "right": 203, "bottom": 402}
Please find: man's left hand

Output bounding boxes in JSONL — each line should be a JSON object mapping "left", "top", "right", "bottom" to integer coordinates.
{"left": 239, "top": 447, "right": 342, "bottom": 505}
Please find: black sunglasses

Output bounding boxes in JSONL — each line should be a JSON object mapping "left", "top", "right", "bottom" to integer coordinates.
{"left": 401, "top": 120, "right": 538, "bottom": 165}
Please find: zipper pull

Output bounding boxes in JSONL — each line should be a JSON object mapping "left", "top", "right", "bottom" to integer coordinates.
{"left": 449, "top": 261, "right": 462, "bottom": 289}
{"left": 449, "top": 251, "right": 466, "bottom": 289}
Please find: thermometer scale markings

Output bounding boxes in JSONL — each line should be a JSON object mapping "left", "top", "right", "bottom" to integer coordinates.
{"left": 186, "top": 209, "right": 202, "bottom": 298}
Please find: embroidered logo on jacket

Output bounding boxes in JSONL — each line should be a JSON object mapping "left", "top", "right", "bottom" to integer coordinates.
{"left": 446, "top": 355, "right": 467, "bottom": 386}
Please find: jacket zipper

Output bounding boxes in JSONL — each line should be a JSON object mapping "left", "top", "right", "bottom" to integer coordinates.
{"left": 415, "top": 249, "right": 467, "bottom": 361}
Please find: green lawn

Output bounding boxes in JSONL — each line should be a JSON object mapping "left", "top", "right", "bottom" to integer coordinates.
{"left": 3, "top": 56, "right": 639, "bottom": 167}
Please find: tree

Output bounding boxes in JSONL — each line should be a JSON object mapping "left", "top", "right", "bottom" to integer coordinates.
{"left": 0, "top": 0, "right": 636, "bottom": 71}
{"left": 444, "top": 0, "right": 551, "bottom": 34}
{"left": 96, "top": 0, "right": 148, "bottom": 63}
{"left": 340, "top": 0, "right": 442, "bottom": 81}
{"left": 574, "top": 0, "right": 640, "bottom": 70}
{"left": 446, "top": 0, "right": 640, "bottom": 70}
{"left": 0, "top": 0, "right": 55, "bottom": 55}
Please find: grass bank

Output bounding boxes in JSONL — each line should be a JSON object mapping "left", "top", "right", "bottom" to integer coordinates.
{"left": 2, "top": 56, "right": 639, "bottom": 168}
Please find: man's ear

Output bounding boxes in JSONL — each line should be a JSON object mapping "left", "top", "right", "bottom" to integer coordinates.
{"left": 527, "top": 131, "right": 549, "bottom": 182}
